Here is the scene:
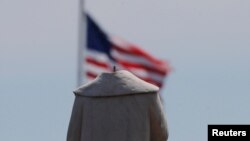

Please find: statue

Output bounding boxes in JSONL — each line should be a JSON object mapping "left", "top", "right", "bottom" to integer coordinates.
{"left": 67, "top": 70, "right": 168, "bottom": 141}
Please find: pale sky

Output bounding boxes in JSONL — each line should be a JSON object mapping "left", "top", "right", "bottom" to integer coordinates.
{"left": 1, "top": 0, "right": 250, "bottom": 141}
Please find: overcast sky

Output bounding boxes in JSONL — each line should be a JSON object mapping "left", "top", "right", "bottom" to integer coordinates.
{"left": 1, "top": 0, "right": 250, "bottom": 141}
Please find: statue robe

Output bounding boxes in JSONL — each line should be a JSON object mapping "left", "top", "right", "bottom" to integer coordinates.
{"left": 67, "top": 70, "right": 168, "bottom": 141}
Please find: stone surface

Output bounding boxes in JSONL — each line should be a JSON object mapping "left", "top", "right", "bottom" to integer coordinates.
{"left": 73, "top": 70, "right": 159, "bottom": 97}
{"left": 67, "top": 70, "right": 168, "bottom": 141}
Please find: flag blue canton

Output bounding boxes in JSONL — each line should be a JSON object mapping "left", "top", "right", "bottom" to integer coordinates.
{"left": 86, "top": 15, "right": 114, "bottom": 61}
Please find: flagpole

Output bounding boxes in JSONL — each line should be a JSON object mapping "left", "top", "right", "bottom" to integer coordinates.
{"left": 77, "top": 0, "right": 86, "bottom": 86}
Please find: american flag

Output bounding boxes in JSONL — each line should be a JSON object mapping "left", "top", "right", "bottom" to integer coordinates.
{"left": 81, "top": 14, "right": 170, "bottom": 88}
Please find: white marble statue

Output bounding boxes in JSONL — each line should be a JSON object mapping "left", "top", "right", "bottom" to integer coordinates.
{"left": 67, "top": 70, "right": 168, "bottom": 141}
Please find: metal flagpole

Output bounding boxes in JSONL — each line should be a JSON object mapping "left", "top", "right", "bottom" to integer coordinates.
{"left": 77, "top": 0, "right": 86, "bottom": 86}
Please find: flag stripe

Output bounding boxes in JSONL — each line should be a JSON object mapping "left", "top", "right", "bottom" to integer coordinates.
{"left": 86, "top": 71, "right": 98, "bottom": 79}
{"left": 126, "top": 68, "right": 165, "bottom": 83}
{"left": 117, "top": 65, "right": 163, "bottom": 87}
{"left": 86, "top": 49, "right": 111, "bottom": 62}
{"left": 138, "top": 77, "right": 163, "bottom": 88}
{"left": 86, "top": 62, "right": 110, "bottom": 75}
{"left": 86, "top": 57, "right": 110, "bottom": 69}
{"left": 87, "top": 69, "right": 163, "bottom": 88}
{"left": 112, "top": 45, "right": 166, "bottom": 65}
{"left": 84, "top": 14, "right": 170, "bottom": 88}
{"left": 112, "top": 48, "right": 168, "bottom": 72}
{"left": 116, "top": 58, "right": 168, "bottom": 75}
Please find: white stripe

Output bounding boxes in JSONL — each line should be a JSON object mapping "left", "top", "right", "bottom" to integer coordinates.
{"left": 110, "top": 36, "right": 165, "bottom": 68}
{"left": 86, "top": 49, "right": 111, "bottom": 63}
{"left": 86, "top": 49, "right": 164, "bottom": 83}
{"left": 85, "top": 63, "right": 108, "bottom": 82}
{"left": 116, "top": 63, "right": 163, "bottom": 83}
{"left": 86, "top": 61, "right": 163, "bottom": 83}
{"left": 109, "top": 36, "right": 131, "bottom": 48}
{"left": 85, "top": 49, "right": 112, "bottom": 82}
{"left": 127, "top": 68, "right": 164, "bottom": 83}
{"left": 111, "top": 49, "right": 165, "bottom": 81}
{"left": 86, "top": 62, "right": 110, "bottom": 74}
{"left": 86, "top": 75, "right": 95, "bottom": 82}
{"left": 111, "top": 49, "right": 163, "bottom": 68}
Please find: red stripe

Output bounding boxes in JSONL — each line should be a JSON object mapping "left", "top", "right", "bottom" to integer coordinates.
{"left": 123, "top": 70, "right": 163, "bottom": 88}
{"left": 86, "top": 70, "right": 162, "bottom": 87}
{"left": 112, "top": 45, "right": 167, "bottom": 65}
{"left": 86, "top": 57, "right": 110, "bottom": 69}
{"left": 139, "top": 77, "right": 163, "bottom": 88}
{"left": 86, "top": 71, "right": 98, "bottom": 79}
{"left": 116, "top": 59, "right": 168, "bottom": 76}
{"left": 87, "top": 70, "right": 162, "bottom": 88}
